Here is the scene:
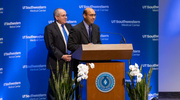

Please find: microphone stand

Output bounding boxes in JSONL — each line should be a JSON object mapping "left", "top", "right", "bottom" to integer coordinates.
{"left": 100, "top": 32, "right": 127, "bottom": 44}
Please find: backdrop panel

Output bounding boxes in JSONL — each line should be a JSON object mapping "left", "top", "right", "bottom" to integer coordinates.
{"left": 0, "top": 0, "right": 158, "bottom": 99}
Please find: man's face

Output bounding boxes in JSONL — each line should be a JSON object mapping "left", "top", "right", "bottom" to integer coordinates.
{"left": 55, "top": 9, "right": 67, "bottom": 24}
{"left": 83, "top": 8, "right": 96, "bottom": 25}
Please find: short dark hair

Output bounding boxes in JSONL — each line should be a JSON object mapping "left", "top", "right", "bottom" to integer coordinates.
{"left": 83, "top": 9, "right": 87, "bottom": 15}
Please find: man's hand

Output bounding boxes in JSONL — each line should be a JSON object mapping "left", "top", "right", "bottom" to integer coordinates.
{"left": 62, "top": 55, "right": 72, "bottom": 62}
{"left": 88, "top": 43, "right": 93, "bottom": 45}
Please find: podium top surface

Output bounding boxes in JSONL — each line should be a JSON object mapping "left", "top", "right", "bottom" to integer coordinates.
{"left": 72, "top": 44, "right": 133, "bottom": 61}
{"left": 82, "top": 44, "right": 132, "bottom": 50}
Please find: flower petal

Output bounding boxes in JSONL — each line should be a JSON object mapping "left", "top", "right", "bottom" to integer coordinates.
{"left": 77, "top": 77, "right": 81, "bottom": 82}
{"left": 89, "top": 63, "right": 95, "bottom": 69}
{"left": 135, "top": 63, "right": 139, "bottom": 69}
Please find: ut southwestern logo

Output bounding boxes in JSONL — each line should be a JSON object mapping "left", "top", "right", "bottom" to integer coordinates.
{"left": 96, "top": 72, "right": 115, "bottom": 93}
{"left": 0, "top": 7, "right": 3, "bottom": 14}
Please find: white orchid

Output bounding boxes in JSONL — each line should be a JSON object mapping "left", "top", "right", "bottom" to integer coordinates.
{"left": 84, "top": 70, "right": 89, "bottom": 75}
{"left": 137, "top": 77, "right": 141, "bottom": 83}
{"left": 134, "top": 63, "right": 139, "bottom": 69}
{"left": 129, "top": 63, "right": 142, "bottom": 83}
{"left": 77, "top": 63, "right": 95, "bottom": 82}
{"left": 78, "top": 71, "right": 84, "bottom": 77}
{"left": 129, "top": 63, "right": 139, "bottom": 71}
{"left": 77, "top": 64, "right": 85, "bottom": 69}
{"left": 130, "top": 69, "right": 140, "bottom": 76}
{"left": 129, "top": 65, "right": 135, "bottom": 71}
{"left": 126, "top": 62, "right": 153, "bottom": 100}
{"left": 89, "top": 63, "right": 95, "bottom": 69}
{"left": 77, "top": 77, "right": 82, "bottom": 82}
{"left": 82, "top": 74, "right": 88, "bottom": 79}
{"left": 137, "top": 73, "right": 143, "bottom": 78}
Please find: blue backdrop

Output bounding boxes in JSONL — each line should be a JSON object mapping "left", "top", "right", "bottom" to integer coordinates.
{"left": 0, "top": 0, "right": 158, "bottom": 99}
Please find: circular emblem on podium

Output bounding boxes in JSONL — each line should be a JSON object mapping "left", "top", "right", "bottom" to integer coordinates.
{"left": 95, "top": 72, "right": 115, "bottom": 93}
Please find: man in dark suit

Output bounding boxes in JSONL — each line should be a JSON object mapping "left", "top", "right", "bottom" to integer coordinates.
{"left": 68, "top": 8, "right": 101, "bottom": 52}
{"left": 67, "top": 8, "right": 101, "bottom": 100}
{"left": 44, "top": 8, "right": 72, "bottom": 100}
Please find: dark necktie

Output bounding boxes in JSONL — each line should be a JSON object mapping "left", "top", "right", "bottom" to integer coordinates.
{"left": 61, "top": 24, "right": 70, "bottom": 54}
{"left": 89, "top": 25, "right": 92, "bottom": 42}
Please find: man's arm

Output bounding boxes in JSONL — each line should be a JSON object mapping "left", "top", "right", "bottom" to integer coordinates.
{"left": 44, "top": 25, "right": 64, "bottom": 60}
{"left": 67, "top": 28, "right": 81, "bottom": 53}
{"left": 97, "top": 26, "right": 102, "bottom": 44}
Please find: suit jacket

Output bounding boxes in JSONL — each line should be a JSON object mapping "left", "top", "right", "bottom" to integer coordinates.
{"left": 68, "top": 21, "right": 101, "bottom": 52}
{"left": 44, "top": 22, "right": 72, "bottom": 69}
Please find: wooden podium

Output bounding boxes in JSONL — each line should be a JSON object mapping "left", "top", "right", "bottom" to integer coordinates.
{"left": 72, "top": 44, "right": 133, "bottom": 100}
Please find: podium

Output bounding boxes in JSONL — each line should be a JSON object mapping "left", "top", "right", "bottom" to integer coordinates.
{"left": 72, "top": 44, "right": 133, "bottom": 100}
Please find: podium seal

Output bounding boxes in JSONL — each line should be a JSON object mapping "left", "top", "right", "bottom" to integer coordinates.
{"left": 95, "top": 72, "right": 115, "bottom": 93}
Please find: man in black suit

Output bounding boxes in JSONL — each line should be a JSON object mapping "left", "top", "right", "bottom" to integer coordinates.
{"left": 67, "top": 8, "right": 101, "bottom": 100}
{"left": 44, "top": 8, "right": 72, "bottom": 100}
{"left": 68, "top": 7, "right": 101, "bottom": 52}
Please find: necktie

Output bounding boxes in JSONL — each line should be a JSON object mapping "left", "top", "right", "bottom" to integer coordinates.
{"left": 62, "top": 24, "right": 71, "bottom": 54}
{"left": 89, "top": 25, "right": 92, "bottom": 42}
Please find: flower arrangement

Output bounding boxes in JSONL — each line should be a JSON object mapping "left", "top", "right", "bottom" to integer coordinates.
{"left": 126, "top": 63, "right": 153, "bottom": 100}
{"left": 49, "top": 61, "right": 94, "bottom": 100}
{"left": 77, "top": 63, "right": 95, "bottom": 82}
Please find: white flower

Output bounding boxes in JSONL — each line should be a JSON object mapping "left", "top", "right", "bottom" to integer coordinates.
{"left": 129, "top": 65, "right": 135, "bottom": 71}
{"left": 130, "top": 69, "right": 140, "bottom": 76}
{"left": 129, "top": 63, "right": 141, "bottom": 76}
{"left": 76, "top": 63, "right": 95, "bottom": 82}
{"left": 137, "top": 77, "right": 141, "bottom": 83}
{"left": 82, "top": 75, "right": 88, "bottom": 79}
{"left": 78, "top": 71, "right": 84, "bottom": 77}
{"left": 137, "top": 73, "right": 143, "bottom": 78}
{"left": 84, "top": 65, "right": 89, "bottom": 70}
{"left": 129, "top": 63, "right": 142, "bottom": 83}
{"left": 83, "top": 65, "right": 89, "bottom": 71}
{"left": 77, "top": 77, "right": 82, "bottom": 82}
{"left": 129, "top": 63, "right": 139, "bottom": 71}
{"left": 89, "top": 63, "right": 95, "bottom": 69}
{"left": 77, "top": 64, "right": 84, "bottom": 69}
{"left": 78, "top": 64, "right": 88, "bottom": 71}
{"left": 78, "top": 68, "right": 82, "bottom": 72}
{"left": 84, "top": 70, "right": 89, "bottom": 75}
{"left": 134, "top": 63, "right": 139, "bottom": 69}
{"left": 134, "top": 69, "right": 139, "bottom": 72}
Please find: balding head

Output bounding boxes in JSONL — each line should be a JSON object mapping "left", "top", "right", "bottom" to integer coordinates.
{"left": 53, "top": 8, "right": 67, "bottom": 24}
{"left": 83, "top": 8, "right": 96, "bottom": 25}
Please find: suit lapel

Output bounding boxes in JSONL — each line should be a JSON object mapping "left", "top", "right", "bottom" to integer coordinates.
{"left": 81, "top": 22, "right": 90, "bottom": 42}
{"left": 53, "top": 22, "right": 66, "bottom": 45}
{"left": 65, "top": 23, "right": 70, "bottom": 32}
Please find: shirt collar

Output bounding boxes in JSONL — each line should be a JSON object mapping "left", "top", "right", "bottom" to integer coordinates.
{"left": 83, "top": 20, "right": 89, "bottom": 30}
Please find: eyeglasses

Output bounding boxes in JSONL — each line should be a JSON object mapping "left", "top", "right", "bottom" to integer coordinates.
{"left": 88, "top": 14, "right": 96, "bottom": 17}
{"left": 60, "top": 14, "right": 68, "bottom": 17}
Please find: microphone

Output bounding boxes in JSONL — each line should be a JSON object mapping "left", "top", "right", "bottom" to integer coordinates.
{"left": 100, "top": 31, "right": 127, "bottom": 44}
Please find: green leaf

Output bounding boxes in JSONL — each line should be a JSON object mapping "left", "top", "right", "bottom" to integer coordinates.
{"left": 126, "top": 63, "right": 153, "bottom": 100}
{"left": 48, "top": 61, "right": 80, "bottom": 100}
